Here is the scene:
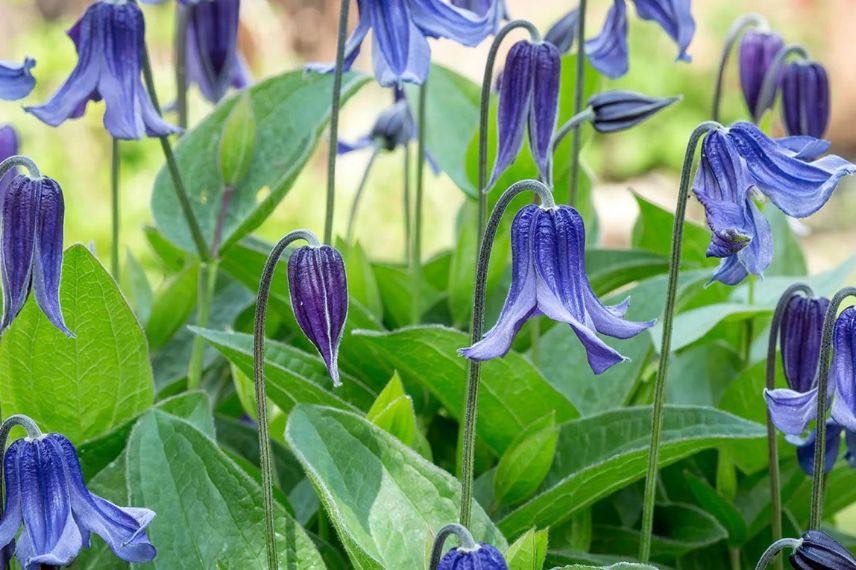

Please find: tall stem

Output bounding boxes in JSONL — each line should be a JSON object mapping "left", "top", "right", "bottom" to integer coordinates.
{"left": 324, "top": 0, "right": 352, "bottom": 245}
{"left": 568, "top": 0, "right": 588, "bottom": 206}
{"left": 174, "top": 2, "right": 190, "bottom": 131}
{"left": 111, "top": 137, "right": 121, "bottom": 279}
{"left": 460, "top": 179, "right": 555, "bottom": 528}
{"left": 765, "top": 283, "right": 814, "bottom": 570}
{"left": 638, "top": 121, "right": 721, "bottom": 562}
{"left": 755, "top": 538, "right": 802, "bottom": 570}
{"left": 410, "top": 82, "right": 428, "bottom": 325}
{"left": 403, "top": 143, "right": 412, "bottom": 264}
{"left": 346, "top": 147, "right": 380, "bottom": 243}
{"left": 254, "top": 229, "right": 321, "bottom": 569}
{"left": 187, "top": 261, "right": 219, "bottom": 390}
{"left": 711, "top": 13, "right": 767, "bottom": 122}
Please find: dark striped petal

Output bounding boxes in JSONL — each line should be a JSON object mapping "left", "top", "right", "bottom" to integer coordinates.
{"left": 438, "top": 543, "right": 508, "bottom": 569}
{"left": 32, "top": 177, "right": 72, "bottom": 337}
{"left": 791, "top": 421, "right": 841, "bottom": 476}
{"left": 528, "top": 42, "right": 561, "bottom": 182}
{"left": 186, "top": 0, "right": 244, "bottom": 103}
{"left": 738, "top": 29, "right": 784, "bottom": 121}
{"left": 1, "top": 175, "right": 38, "bottom": 333}
{"left": 832, "top": 308, "right": 856, "bottom": 432}
{"left": 489, "top": 41, "right": 534, "bottom": 188}
{"left": 589, "top": 90, "right": 680, "bottom": 133}
{"left": 781, "top": 60, "right": 830, "bottom": 139}
{"left": 0, "top": 125, "right": 20, "bottom": 205}
{"left": 780, "top": 295, "right": 829, "bottom": 393}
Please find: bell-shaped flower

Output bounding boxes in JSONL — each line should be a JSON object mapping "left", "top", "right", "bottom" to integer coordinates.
{"left": 738, "top": 29, "right": 784, "bottom": 121}
{"left": 788, "top": 420, "right": 842, "bottom": 476}
{"left": 831, "top": 307, "right": 856, "bottom": 432}
{"left": 460, "top": 204, "right": 654, "bottom": 374}
{"left": 25, "top": 1, "right": 180, "bottom": 140}
{"left": 764, "top": 295, "right": 829, "bottom": 435}
{"left": 588, "top": 90, "right": 680, "bottom": 133}
{"left": 307, "top": 0, "right": 497, "bottom": 87}
{"left": 0, "top": 433, "right": 156, "bottom": 567}
{"left": 1, "top": 173, "right": 71, "bottom": 337}
{"left": 544, "top": 8, "right": 579, "bottom": 54}
{"left": 490, "top": 40, "right": 561, "bottom": 187}
{"left": 288, "top": 245, "right": 348, "bottom": 386}
{"left": 790, "top": 530, "right": 856, "bottom": 569}
{"left": 0, "top": 125, "right": 19, "bottom": 203}
{"left": 781, "top": 60, "right": 830, "bottom": 139}
{"left": 449, "top": 0, "right": 506, "bottom": 31}
{"left": 586, "top": 0, "right": 695, "bottom": 79}
{"left": 0, "top": 57, "right": 36, "bottom": 101}
{"left": 185, "top": 0, "right": 251, "bottom": 103}
{"left": 438, "top": 542, "right": 507, "bottom": 569}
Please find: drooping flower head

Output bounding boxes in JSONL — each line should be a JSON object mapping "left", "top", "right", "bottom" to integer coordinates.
{"left": 288, "top": 245, "right": 348, "bottom": 386}
{"left": 0, "top": 126, "right": 19, "bottom": 204}
{"left": 1, "top": 173, "right": 71, "bottom": 337}
{"left": 0, "top": 433, "right": 156, "bottom": 567}
{"left": 491, "top": 40, "right": 561, "bottom": 188}
{"left": 790, "top": 530, "right": 856, "bottom": 569}
{"left": 738, "top": 29, "right": 785, "bottom": 121}
{"left": 544, "top": 8, "right": 579, "bottom": 54}
{"left": 831, "top": 307, "right": 856, "bottom": 433}
{"left": 460, "top": 204, "right": 654, "bottom": 374}
{"left": 781, "top": 60, "right": 830, "bottom": 139}
{"left": 0, "top": 58, "right": 36, "bottom": 101}
{"left": 438, "top": 543, "right": 508, "bottom": 569}
{"left": 25, "top": 0, "right": 180, "bottom": 140}
{"left": 306, "top": 0, "right": 497, "bottom": 87}
{"left": 588, "top": 90, "right": 680, "bottom": 133}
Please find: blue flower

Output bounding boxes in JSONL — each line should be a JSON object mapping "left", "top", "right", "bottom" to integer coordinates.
{"left": 438, "top": 543, "right": 507, "bottom": 569}
{"left": 1, "top": 173, "right": 71, "bottom": 337}
{"left": 460, "top": 204, "right": 654, "bottom": 374}
{"left": 306, "top": 0, "right": 497, "bottom": 87}
{"left": 545, "top": 8, "right": 579, "bottom": 53}
{"left": 0, "top": 58, "right": 36, "bottom": 101}
{"left": 788, "top": 421, "right": 843, "bottom": 476}
{"left": 738, "top": 29, "right": 784, "bottom": 121}
{"left": 0, "top": 126, "right": 19, "bottom": 205}
{"left": 449, "top": 0, "right": 506, "bottom": 31}
{"left": 0, "top": 434, "right": 156, "bottom": 567}
{"left": 790, "top": 530, "right": 856, "bottom": 569}
{"left": 781, "top": 60, "right": 830, "bottom": 139}
{"left": 586, "top": 0, "right": 695, "bottom": 79}
{"left": 25, "top": 1, "right": 179, "bottom": 140}
{"left": 588, "top": 90, "right": 680, "bottom": 133}
{"left": 831, "top": 307, "right": 856, "bottom": 432}
{"left": 491, "top": 40, "right": 561, "bottom": 187}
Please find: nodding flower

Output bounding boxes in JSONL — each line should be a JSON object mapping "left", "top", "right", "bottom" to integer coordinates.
{"left": 449, "top": 0, "right": 507, "bottom": 31}
{"left": 0, "top": 126, "right": 19, "bottom": 203}
{"left": 781, "top": 60, "right": 830, "bottom": 139}
{"left": 790, "top": 530, "right": 856, "bottom": 569}
{"left": 438, "top": 542, "right": 508, "bottom": 569}
{"left": 0, "top": 57, "right": 36, "bottom": 101}
{"left": 588, "top": 90, "right": 681, "bottom": 133}
{"left": 544, "top": 8, "right": 579, "bottom": 54}
{"left": 738, "top": 29, "right": 785, "bottom": 121}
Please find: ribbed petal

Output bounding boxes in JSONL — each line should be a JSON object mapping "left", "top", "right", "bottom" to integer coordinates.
{"left": 288, "top": 246, "right": 349, "bottom": 385}
{"left": 544, "top": 8, "right": 579, "bottom": 54}
{"left": 780, "top": 295, "right": 829, "bottom": 393}
{"left": 589, "top": 90, "right": 680, "bottom": 133}
{"left": 632, "top": 0, "right": 695, "bottom": 62}
{"left": 765, "top": 387, "right": 820, "bottom": 436}
{"left": 438, "top": 543, "right": 508, "bottom": 569}
{"left": 0, "top": 57, "right": 36, "bottom": 101}
{"left": 0, "top": 125, "right": 19, "bottom": 206}
{"left": 0, "top": 442, "right": 23, "bottom": 550}
{"left": 305, "top": 0, "right": 371, "bottom": 75}
{"left": 410, "top": 0, "right": 496, "bottom": 46}
{"left": 1, "top": 175, "right": 38, "bottom": 333}
{"left": 370, "top": 98, "right": 416, "bottom": 151}
{"left": 728, "top": 122, "right": 856, "bottom": 218}
{"left": 791, "top": 421, "right": 841, "bottom": 476}
{"left": 585, "top": 0, "right": 629, "bottom": 79}
{"left": 781, "top": 61, "right": 830, "bottom": 139}
{"left": 709, "top": 252, "right": 748, "bottom": 286}
{"left": 31, "top": 178, "right": 71, "bottom": 337}
{"left": 371, "top": 14, "right": 430, "bottom": 87}
{"left": 528, "top": 43, "right": 561, "bottom": 183}
{"left": 186, "top": 0, "right": 241, "bottom": 103}
{"left": 832, "top": 308, "right": 856, "bottom": 431}
{"left": 489, "top": 41, "right": 534, "bottom": 187}
{"left": 460, "top": 205, "right": 539, "bottom": 361}
{"left": 370, "top": 0, "right": 413, "bottom": 79}
{"left": 791, "top": 530, "right": 856, "bottom": 569}
{"left": 734, "top": 196, "right": 773, "bottom": 278}
{"left": 775, "top": 135, "right": 830, "bottom": 161}
{"left": 738, "top": 30, "right": 784, "bottom": 121}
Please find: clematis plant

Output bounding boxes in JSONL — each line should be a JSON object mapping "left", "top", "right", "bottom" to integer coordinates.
{"left": 781, "top": 60, "right": 830, "bottom": 138}
{"left": 0, "top": 57, "right": 36, "bottom": 101}
{"left": 429, "top": 523, "right": 507, "bottom": 570}
{"left": 738, "top": 28, "right": 784, "bottom": 121}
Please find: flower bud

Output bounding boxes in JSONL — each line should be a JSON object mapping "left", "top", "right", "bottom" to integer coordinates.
{"left": 790, "top": 530, "right": 856, "bottom": 569}
{"left": 438, "top": 543, "right": 508, "bottom": 570}
{"left": 588, "top": 90, "right": 680, "bottom": 133}
{"left": 781, "top": 60, "right": 830, "bottom": 138}
{"left": 738, "top": 29, "right": 785, "bottom": 121}
{"left": 545, "top": 8, "right": 579, "bottom": 54}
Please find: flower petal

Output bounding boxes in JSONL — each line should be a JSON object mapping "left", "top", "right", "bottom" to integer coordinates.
{"left": 738, "top": 30, "right": 784, "bottom": 121}
{"left": 489, "top": 41, "right": 534, "bottom": 188}
{"left": 32, "top": 178, "right": 72, "bottom": 337}
{"left": 791, "top": 421, "right": 841, "bottom": 476}
{"left": 781, "top": 61, "right": 830, "bottom": 139}
{"left": 1, "top": 175, "right": 38, "bottom": 333}
{"left": 410, "top": 0, "right": 496, "bottom": 46}
{"left": 632, "top": 0, "right": 695, "bottom": 62}
{"left": 527, "top": 43, "right": 561, "bottom": 183}
{"left": 371, "top": 15, "right": 430, "bottom": 86}
{"left": 185, "top": 0, "right": 241, "bottom": 103}
{"left": 589, "top": 90, "right": 680, "bottom": 133}
{"left": 780, "top": 295, "right": 829, "bottom": 393}
{"left": 0, "top": 441, "right": 23, "bottom": 549}
{"left": 774, "top": 135, "right": 830, "bottom": 161}
{"left": 831, "top": 308, "right": 856, "bottom": 431}
{"left": 709, "top": 254, "right": 748, "bottom": 287}
{"left": 0, "top": 57, "right": 36, "bottom": 101}
{"left": 544, "top": 8, "right": 579, "bottom": 54}
{"left": 585, "top": 0, "right": 629, "bottom": 79}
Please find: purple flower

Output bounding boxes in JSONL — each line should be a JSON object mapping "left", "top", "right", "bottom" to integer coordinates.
{"left": 0, "top": 126, "right": 19, "bottom": 205}
{"left": 588, "top": 90, "right": 680, "bottom": 133}
{"left": 449, "top": 0, "right": 506, "bottom": 31}
{"left": 460, "top": 204, "right": 654, "bottom": 374}
{"left": 789, "top": 420, "right": 841, "bottom": 476}
{"left": 781, "top": 60, "right": 830, "bottom": 139}
{"left": 0, "top": 58, "right": 36, "bottom": 101}
{"left": 1, "top": 174, "right": 71, "bottom": 337}
{"left": 25, "top": 1, "right": 180, "bottom": 140}
{"left": 288, "top": 245, "right": 348, "bottom": 386}
{"left": 738, "top": 29, "right": 785, "bottom": 121}
{"left": 545, "top": 8, "right": 579, "bottom": 54}
{"left": 790, "top": 530, "right": 856, "bottom": 569}
{"left": 438, "top": 543, "right": 507, "bottom": 570}
{"left": 306, "top": 0, "right": 497, "bottom": 87}
{"left": 490, "top": 40, "right": 561, "bottom": 187}
{"left": 831, "top": 307, "right": 856, "bottom": 432}
{"left": 0, "top": 434, "right": 156, "bottom": 567}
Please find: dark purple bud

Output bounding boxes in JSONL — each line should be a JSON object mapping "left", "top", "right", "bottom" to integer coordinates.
{"left": 288, "top": 245, "right": 348, "bottom": 386}
{"left": 0, "top": 57, "right": 36, "bottom": 101}
{"left": 790, "top": 421, "right": 841, "bottom": 476}
{"left": 0, "top": 126, "right": 19, "bottom": 205}
{"left": 588, "top": 90, "right": 680, "bottom": 133}
{"left": 186, "top": 0, "right": 250, "bottom": 104}
{"left": 831, "top": 307, "right": 856, "bottom": 432}
{"left": 438, "top": 543, "right": 508, "bottom": 570}
{"left": 738, "top": 29, "right": 785, "bottom": 121}
{"left": 780, "top": 294, "right": 829, "bottom": 393}
{"left": 781, "top": 60, "right": 830, "bottom": 139}
{"left": 790, "top": 530, "right": 856, "bottom": 569}
{"left": 544, "top": 8, "right": 579, "bottom": 54}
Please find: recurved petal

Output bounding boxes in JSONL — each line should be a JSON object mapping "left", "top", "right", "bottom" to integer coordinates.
{"left": 774, "top": 135, "right": 830, "bottom": 161}
{"left": 0, "top": 442, "right": 23, "bottom": 550}
{"left": 544, "top": 8, "right": 579, "bottom": 53}
{"left": 489, "top": 41, "right": 534, "bottom": 188}
{"left": 410, "top": 0, "right": 496, "bottom": 46}
{"left": 708, "top": 254, "right": 748, "bottom": 287}
{"left": 632, "top": 0, "right": 695, "bottom": 62}
{"left": 32, "top": 178, "right": 72, "bottom": 337}
{"left": 528, "top": 42, "right": 561, "bottom": 183}
{"left": 734, "top": 196, "right": 773, "bottom": 278}
{"left": 791, "top": 421, "right": 841, "bottom": 476}
{"left": 1, "top": 175, "right": 38, "bottom": 333}
{"left": 764, "top": 386, "right": 820, "bottom": 436}
{"left": 0, "top": 57, "right": 36, "bottom": 101}
{"left": 831, "top": 308, "right": 856, "bottom": 432}
{"left": 371, "top": 15, "right": 431, "bottom": 86}
{"left": 585, "top": 0, "right": 629, "bottom": 79}
{"left": 780, "top": 295, "right": 829, "bottom": 394}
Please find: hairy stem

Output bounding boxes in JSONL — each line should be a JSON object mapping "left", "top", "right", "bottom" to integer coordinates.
{"left": 174, "top": 2, "right": 190, "bottom": 131}
{"left": 755, "top": 538, "right": 802, "bottom": 570}
{"left": 429, "top": 523, "right": 478, "bottom": 569}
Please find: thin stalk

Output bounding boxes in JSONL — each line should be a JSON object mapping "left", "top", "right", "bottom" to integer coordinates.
{"left": 0, "top": 155, "right": 41, "bottom": 180}
{"left": 111, "top": 138, "right": 121, "bottom": 279}
{"left": 403, "top": 143, "right": 412, "bottom": 264}
{"left": 410, "top": 82, "right": 428, "bottom": 325}
{"left": 568, "top": 0, "right": 588, "bottom": 206}
{"left": 551, "top": 108, "right": 595, "bottom": 150}
{"left": 765, "top": 283, "right": 814, "bottom": 570}
{"left": 744, "top": 277, "right": 756, "bottom": 362}
{"left": 755, "top": 538, "right": 802, "bottom": 570}
{"left": 429, "top": 523, "right": 478, "bottom": 570}
{"left": 324, "top": 0, "right": 352, "bottom": 245}
{"left": 254, "top": 229, "right": 321, "bottom": 569}
{"left": 638, "top": 121, "right": 721, "bottom": 562}
{"left": 187, "top": 261, "right": 219, "bottom": 389}
{"left": 346, "top": 147, "right": 380, "bottom": 244}
{"left": 141, "top": 46, "right": 211, "bottom": 262}
{"left": 711, "top": 13, "right": 768, "bottom": 122}
{"left": 755, "top": 44, "right": 811, "bottom": 123}
{"left": 809, "top": 287, "right": 856, "bottom": 529}
{"left": 174, "top": 2, "right": 190, "bottom": 131}
{"left": 460, "top": 179, "right": 555, "bottom": 528}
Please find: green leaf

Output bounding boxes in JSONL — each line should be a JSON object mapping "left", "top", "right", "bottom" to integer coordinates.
{"left": 0, "top": 245, "right": 153, "bottom": 443}
{"left": 650, "top": 303, "right": 771, "bottom": 354}
{"left": 631, "top": 193, "right": 713, "bottom": 267}
{"left": 219, "top": 91, "right": 256, "bottom": 187}
{"left": 122, "top": 249, "right": 153, "bottom": 325}
{"left": 144, "top": 225, "right": 188, "bottom": 273}
{"left": 666, "top": 342, "right": 742, "bottom": 407}
{"left": 551, "top": 565, "right": 658, "bottom": 570}
{"left": 152, "top": 70, "right": 368, "bottom": 253}
{"left": 506, "top": 527, "right": 549, "bottom": 570}
{"left": 367, "top": 373, "right": 417, "bottom": 446}
{"left": 145, "top": 262, "right": 199, "bottom": 351}
{"left": 684, "top": 472, "right": 748, "bottom": 545}
{"left": 351, "top": 325, "right": 578, "bottom": 454}
{"left": 586, "top": 249, "right": 669, "bottom": 296}
{"left": 285, "top": 404, "right": 506, "bottom": 569}
{"left": 127, "top": 410, "right": 324, "bottom": 568}
{"left": 372, "top": 263, "right": 442, "bottom": 328}
{"left": 494, "top": 414, "right": 558, "bottom": 508}
{"left": 498, "top": 406, "right": 765, "bottom": 539}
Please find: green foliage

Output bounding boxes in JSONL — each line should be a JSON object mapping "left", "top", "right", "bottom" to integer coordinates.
{"left": 494, "top": 414, "right": 559, "bottom": 508}
{"left": 506, "top": 527, "right": 549, "bottom": 570}
{"left": 219, "top": 92, "right": 256, "bottom": 187}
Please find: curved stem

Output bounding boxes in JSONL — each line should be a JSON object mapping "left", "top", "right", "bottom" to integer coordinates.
{"left": 755, "top": 44, "right": 811, "bottom": 123}
{"left": 0, "top": 155, "right": 40, "bottom": 180}
{"left": 429, "top": 523, "right": 478, "bottom": 570}
{"left": 755, "top": 538, "right": 802, "bottom": 570}
{"left": 460, "top": 179, "right": 555, "bottom": 528}
{"left": 568, "top": 0, "right": 587, "bottom": 206}
{"left": 346, "top": 147, "right": 380, "bottom": 244}
{"left": 809, "top": 286, "right": 856, "bottom": 529}
{"left": 111, "top": 138, "right": 121, "bottom": 279}
{"left": 765, "top": 283, "right": 814, "bottom": 570}
{"left": 174, "top": 2, "right": 190, "bottom": 131}
{"left": 324, "top": 0, "right": 352, "bottom": 245}
{"left": 410, "top": 82, "right": 428, "bottom": 325}
{"left": 254, "top": 229, "right": 321, "bottom": 569}
{"left": 551, "top": 108, "right": 595, "bottom": 149}
{"left": 711, "top": 13, "right": 768, "bottom": 122}
{"left": 638, "top": 121, "right": 721, "bottom": 562}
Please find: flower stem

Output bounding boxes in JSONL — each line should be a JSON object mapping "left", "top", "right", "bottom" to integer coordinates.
{"left": 711, "top": 13, "right": 768, "bottom": 122}
{"left": 403, "top": 143, "right": 412, "bottom": 264}
{"left": 460, "top": 179, "right": 555, "bottom": 528}
{"left": 0, "top": 155, "right": 40, "bottom": 180}
{"left": 254, "top": 229, "right": 321, "bottom": 570}
{"left": 744, "top": 277, "right": 756, "bottom": 362}
{"left": 551, "top": 108, "right": 595, "bottom": 149}
{"left": 187, "top": 260, "right": 219, "bottom": 390}
{"left": 324, "top": 0, "right": 352, "bottom": 246}
{"left": 111, "top": 137, "right": 121, "bottom": 279}
{"left": 174, "top": 2, "right": 190, "bottom": 131}
{"left": 568, "top": 0, "right": 587, "bottom": 207}
{"left": 638, "top": 121, "right": 721, "bottom": 562}
{"left": 410, "top": 81, "right": 428, "bottom": 325}
{"left": 755, "top": 538, "right": 802, "bottom": 570}
{"left": 346, "top": 147, "right": 380, "bottom": 244}
{"left": 765, "top": 283, "right": 814, "bottom": 570}
{"left": 429, "top": 523, "right": 478, "bottom": 569}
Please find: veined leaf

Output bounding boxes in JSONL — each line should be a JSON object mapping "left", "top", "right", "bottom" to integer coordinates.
{"left": 506, "top": 527, "right": 549, "bottom": 570}
{"left": 494, "top": 414, "right": 558, "bottom": 508}
{"left": 367, "top": 373, "right": 418, "bottom": 446}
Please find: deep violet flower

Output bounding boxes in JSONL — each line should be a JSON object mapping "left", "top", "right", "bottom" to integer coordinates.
{"left": 588, "top": 90, "right": 680, "bottom": 133}
{"left": 789, "top": 421, "right": 842, "bottom": 476}
{"left": 790, "top": 530, "right": 856, "bottom": 569}
{"left": 781, "top": 60, "right": 830, "bottom": 139}
{"left": 306, "top": 0, "right": 497, "bottom": 87}
{"left": 438, "top": 543, "right": 508, "bottom": 569}
{"left": 288, "top": 245, "right": 348, "bottom": 386}
{"left": 0, "top": 434, "right": 156, "bottom": 567}
{"left": 25, "top": 1, "right": 180, "bottom": 140}
{"left": 544, "top": 8, "right": 579, "bottom": 54}
{"left": 0, "top": 58, "right": 36, "bottom": 101}
{"left": 490, "top": 40, "right": 561, "bottom": 187}
{"left": 1, "top": 173, "right": 71, "bottom": 337}
{"left": 738, "top": 29, "right": 785, "bottom": 121}
{"left": 0, "top": 126, "right": 19, "bottom": 204}
{"left": 831, "top": 307, "right": 856, "bottom": 432}
{"left": 460, "top": 204, "right": 654, "bottom": 374}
